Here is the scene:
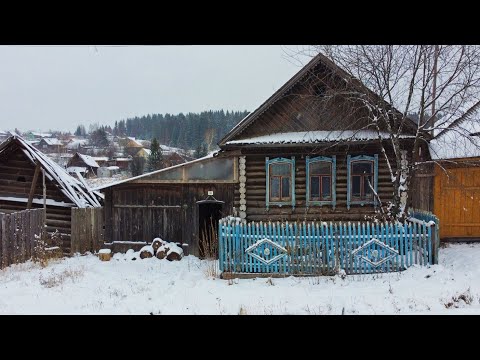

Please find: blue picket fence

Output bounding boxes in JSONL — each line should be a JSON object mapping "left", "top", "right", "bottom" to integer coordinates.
{"left": 219, "top": 214, "right": 438, "bottom": 276}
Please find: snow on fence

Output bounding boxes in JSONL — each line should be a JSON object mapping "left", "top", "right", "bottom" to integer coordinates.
{"left": 0, "top": 209, "right": 44, "bottom": 269}
{"left": 71, "top": 207, "right": 104, "bottom": 255}
{"left": 219, "top": 212, "right": 439, "bottom": 276}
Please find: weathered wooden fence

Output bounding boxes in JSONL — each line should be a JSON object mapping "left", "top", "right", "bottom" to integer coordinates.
{"left": 219, "top": 213, "right": 439, "bottom": 276}
{"left": 71, "top": 207, "right": 104, "bottom": 255}
{"left": 0, "top": 209, "right": 44, "bottom": 269}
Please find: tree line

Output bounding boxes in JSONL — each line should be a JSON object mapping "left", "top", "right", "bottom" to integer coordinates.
{"left": 111, "top": 110, "right": 248, "bottom": 151}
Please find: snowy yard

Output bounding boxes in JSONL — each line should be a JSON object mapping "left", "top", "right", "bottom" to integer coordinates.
{"left": 1, "top": 243, "right": 480, "bottom": 314}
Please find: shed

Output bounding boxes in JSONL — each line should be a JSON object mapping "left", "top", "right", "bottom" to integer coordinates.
{"left": 96, "top": 153, "right": 237, "bottom": 256}
{"left": 0, "top": 136, "right": 102, "bottom": 253}
{"left": 67, "top": 153, "right": 100, "bottom": 178}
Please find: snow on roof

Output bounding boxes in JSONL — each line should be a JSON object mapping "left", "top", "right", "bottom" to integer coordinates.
{"left": 225, "top": 130, "right": 409, "bottom": 145}
{"left": 32, "top": 132, "right": 52, "bottom": 137}
{"left": 78, "top": 153, "right": 100, "bottom": 168}
{"left": 40, "top": 138, "right": 63, "bottom": 146}
{"left": 94, "top": 152, "right": 215, "bottom": 190}
{"left": 159, "top": 144, "right": 186, "bottom": 155}
{"left": 429, "top": 119, "right": 480, "bottom": 160}
{"left": 115, "top": 157, "right": 132, "bottom": 161}
{"left": 67, "top": 166, "right": 87, "bottom": 173}
{"left": 127, "top": 137, "right": 143, "bottom": 147}
{"left": 107, "top": 166, "right": 120, "bottom": 170}
{"left": 66, "top": 139, "right": 88, "bottom": 148}
{"left": 0, "top": 136, "right": 102, "bottom": 208}
{"left": 93, "top": 156, "right": 109, "bottom": 162}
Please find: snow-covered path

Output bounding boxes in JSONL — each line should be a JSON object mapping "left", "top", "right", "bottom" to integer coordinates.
{"left": 1, "top": 243, "right": 479, "bottom": 314}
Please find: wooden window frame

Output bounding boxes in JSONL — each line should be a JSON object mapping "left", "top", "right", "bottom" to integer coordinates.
{"left": 306, "top": 156, "right": 336, "bottom": 209}
{"left": 266, "top": 157, "right": 295, "bottom": 209}
{"left": 347, "top": 154, "right": 378, "bottom": 209}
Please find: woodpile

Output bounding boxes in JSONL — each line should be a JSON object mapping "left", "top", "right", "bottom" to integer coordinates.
{"left": 146, "top": 237, "right": 184, "bottom": 261}
{"left": 105, "top": 237, "right": 186, "bottom": 261}
{"left": 139, "top": 245, "right": 154, "bottom": 259}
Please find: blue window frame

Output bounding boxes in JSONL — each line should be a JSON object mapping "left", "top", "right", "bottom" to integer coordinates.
{"left": 266, "top": 157, "right": 295, "bottom": 209}
{"left": 347, "top": 154, "right": 378, "bottom": 209}
{"left": 306, "top": 156, "right": 336, "bottom": 209}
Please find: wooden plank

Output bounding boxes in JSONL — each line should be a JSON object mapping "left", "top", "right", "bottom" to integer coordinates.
{"left": 27, "top": 162, "right": 41, "bottom": 209}
{"left": 2, "top": 214, "right": 9, "bottom": 267}
{"left": 9, "top": 212, "right": 15, "bottom": 266}
{"left": 0, "top": 213, "right": 3, "bottom": 269}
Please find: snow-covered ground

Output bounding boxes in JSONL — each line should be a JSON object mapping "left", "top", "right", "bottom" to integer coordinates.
{"left": 1, "top": 243, "right": 480, "bottom": 314}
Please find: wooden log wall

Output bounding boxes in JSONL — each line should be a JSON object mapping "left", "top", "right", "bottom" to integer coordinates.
{"left": 0, "top": 208, "right": 44, "bottom": 269}
{"left": 235, "top": 145, "right": 400, "bottom": 222}
{"left": 71, "top": 207, "right": 105, "bottom": 255}
{"left": 103, "top": 183, "right": 235, "bottom": 256}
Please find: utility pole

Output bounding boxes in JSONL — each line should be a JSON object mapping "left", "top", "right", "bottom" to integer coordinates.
{"left": 430, "top": 45, "right": 440, "bottom": 135}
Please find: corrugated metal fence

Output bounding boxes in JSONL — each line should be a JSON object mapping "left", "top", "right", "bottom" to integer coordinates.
{"left": 219, "top": 211, "right": 439, "bottom": 275}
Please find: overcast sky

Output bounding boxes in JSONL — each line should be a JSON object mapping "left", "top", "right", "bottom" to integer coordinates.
{"left": 0, "top": 45, "right": 310, "bottom": 132}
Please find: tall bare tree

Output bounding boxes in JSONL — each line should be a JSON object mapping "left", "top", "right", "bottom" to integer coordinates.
{"left": 286, "top": 45, "right": 480, "bottom": 219}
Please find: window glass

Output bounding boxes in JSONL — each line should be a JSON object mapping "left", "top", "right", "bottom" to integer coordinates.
{"left": 270, "top": 163, "right": 291, "bottom": 176}
{"left": 310, "top": 161, "right": 331, "bottom": 175}
{"left": 352, "top": 176, "right": 361, "bottom": 197}
{"left": 322, "top": 176, "right": 331, "bottom": 199}
{"left": 281, "top": 177, "right": 290, "bottom": 198}
{"left": 352, "top": 162, "right": 373, "bottom": 174}
{"left": 310, "top": 177, "right": 320, "bottom": 199}
{"left": 271, "top": 177, "right": 280, "bottom": 199}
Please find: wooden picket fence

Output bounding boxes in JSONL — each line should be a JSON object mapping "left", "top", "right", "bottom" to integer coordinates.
{"left": 0, "top": 209, "right": 45, "bottom": 269}
{"left": 71, "top": 207, "right": 104, "bottom": 255}
{"left": 219, "top": 213, "right": 438, "bottom": 276}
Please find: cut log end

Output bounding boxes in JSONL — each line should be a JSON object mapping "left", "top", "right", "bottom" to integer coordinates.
{"left": 152, "top": 239, "right": 163, "bottom": 252}
{"left": 139, "top": 245, "right": 155, "bottom": 259}
{"left": 156, "top": 248, "right": 167, "bottom": 259}
{"left": 166, "top": 251, "right": 183, "bottom": 261}
{"left": 140, "top": 250, "right": 153, "bottom": 259}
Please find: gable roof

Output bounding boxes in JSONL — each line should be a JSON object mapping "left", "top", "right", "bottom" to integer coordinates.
{"left": 0, "top": 136, "right": 102, "bottom": 207}
{"left": 77, "top": 153, "right": 100, "bottom": 168}
{"left": 429, "top": 119, "right": 480, "bottom": 160}
{"left": 40, "top": 138, "right": 64, "bottom": 146}
{"left": 126, "top": 137, "right": 144, "bottom": 147}
{"left": 218, "top": 52, "right": 416, "bottom": 147}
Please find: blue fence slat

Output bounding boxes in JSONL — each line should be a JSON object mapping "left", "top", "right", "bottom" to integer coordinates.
{"left": 410, "top": 221, "right": 414, "bottom": 266}
{"left": 428, "top": 223, "right": 432, "bottom": 265}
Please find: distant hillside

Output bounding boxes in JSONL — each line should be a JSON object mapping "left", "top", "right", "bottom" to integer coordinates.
{"left": 110, "top": 110, "right": 249, "bottom": 151}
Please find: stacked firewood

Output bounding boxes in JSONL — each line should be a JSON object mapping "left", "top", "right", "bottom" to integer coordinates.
{"left": 139, "top": 238, "right": 184, "bottom": 261}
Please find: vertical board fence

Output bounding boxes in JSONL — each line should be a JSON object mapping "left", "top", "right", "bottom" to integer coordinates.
{"left": 71, "top": 207, "right": 104, "bottom": 255}
{"left": 219, "top": 212, "right": 439, "bottom": 275}
{"left": 0, "top": 209, "right": 44, "bottom": 269}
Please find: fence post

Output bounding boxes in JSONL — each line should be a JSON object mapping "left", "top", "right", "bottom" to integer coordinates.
{"left": 431, "top": 223, "right": 438, "bottom": 265}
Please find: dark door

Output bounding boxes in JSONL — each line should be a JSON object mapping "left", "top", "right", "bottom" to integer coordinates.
{"left": 198, "top": 201, "right": 223, "bottom": 259}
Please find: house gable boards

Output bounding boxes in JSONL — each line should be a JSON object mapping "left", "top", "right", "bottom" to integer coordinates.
{"left": 220, "top": 53, "right": 416, "bottom": 148}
